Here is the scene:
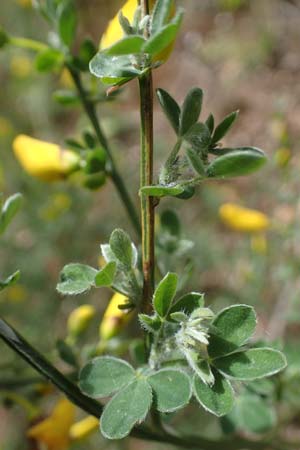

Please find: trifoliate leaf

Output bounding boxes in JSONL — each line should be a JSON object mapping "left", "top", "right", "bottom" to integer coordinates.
{"left": 56, "top": 264, "right": 97, "bottom": 295}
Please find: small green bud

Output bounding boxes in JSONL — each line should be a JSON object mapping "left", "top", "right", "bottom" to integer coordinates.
{"left": 176, "top": 185, "right": 195, "bottom": 199}
{"left": 84, "top": 148, "right": 106, "bottom": 174}
{"left": 83, "top": 171, "right": 106, "bottom": 190}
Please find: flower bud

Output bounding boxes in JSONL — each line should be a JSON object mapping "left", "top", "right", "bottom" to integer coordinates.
{"left": 99, "top": 293, "right": 133, "bottom": 341}
{"left": 67, "top": 305, "right": 96, "bottom": 338}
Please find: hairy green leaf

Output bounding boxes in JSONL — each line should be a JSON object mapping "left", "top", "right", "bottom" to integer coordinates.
{"left": 214, "top": 348, "right": 287, "bottom": 380}
{"left": 212, "top": 111, "right": 239, "bottom": 144}
{"left": 95, "top": 262, "right": 116, "bottom": 287}
{"left": 89, "top": 53, "right": 140, "bottom": 86}
{"left": 151, "top": 0, "right": 173, "bottom": 34}
{"left": 79, "top": 356, "right": 135, "bottom": 398}
{"left": 140, "top": 185, "right": 184, "bottom": 197}
{"left": 156, "top": 88, "right": 181, "bottom": 134}
{"left": 206, "top": 148, "right": 267, "bottom": 178}
{"left": 143, "top": 11, "right": 183, "bottom": 57}
{"left": 56, "top": 263, "right": 97, "bottom": 295}
{"left": 180, "top": 88, "right": 203, "bottom": 136}
{"left": 148, "top": 369, "right": 191, "bottom": 412}
{"left": 193, "top": 372, "right": 234, "bottom": 417}
{"left": 105, "top": 35, "right": 145, "bottom": 56}
{"left": 169, "top": 292, "right": 204, "bottom": 316}
{"left": 186, "top": 148, "right": 206, "bottom": 175}
{"left": 109, "top": 229, "right": 133, "bottom": 271}
{"left": 153, "top": 272, "right": 178, "bottom": 317}
{"left": 209, "top": 304, "right": 257, "bottom": 358}
{"left": 100, "top": 379, "right": 152, "bottom": 439}
{"left": 0, "top": 193, "right": 23, "bottom": 235}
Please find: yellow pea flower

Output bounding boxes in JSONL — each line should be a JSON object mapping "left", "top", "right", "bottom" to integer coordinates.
{"left": 69, "top": 416, "right": 99, "bottom": 441}
{"left": 67, "top": 304, "right": 96, "bottom": 338}
{"left": 100, "top": 0, "right": 175, "bottom": 62}
{"left": 219, "top": 203, "right": 269, "bottom": 233}
{"left": 27, "top": 398, "right": 75, "bottom": 450}
{"left": 99, "top": 292, "right": 133, "bottom": 341}
{"left": 13, "top": 135, "right": 80, "bottom": 181}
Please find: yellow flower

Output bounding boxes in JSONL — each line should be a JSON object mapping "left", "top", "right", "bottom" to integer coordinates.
{"left": 67, "top": 304, "right": 96, "bottom": 338}
{"left": 69, "top": 416, "right": 99, "bottom": 441}
{"left": 99, "top": 292, "right": 133, "bottom": 341}
{"left": 100, "top": 0, "right": 174, "bottom": 62}
{"left": 27, "top": 398, "right": 75, "bottom": 450}
{"left": 13, "top": 135, "right": 80, "bottom": 181}
{"left": 219, "top": 203, "right": 269, "bottom": 233}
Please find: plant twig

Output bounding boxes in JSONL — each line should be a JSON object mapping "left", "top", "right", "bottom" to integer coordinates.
{"left": 139, "top": 0, "right": 155, "bottom": 313}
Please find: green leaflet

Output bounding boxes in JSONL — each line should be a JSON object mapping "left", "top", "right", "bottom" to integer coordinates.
{"left": 94, "top": 262, "right": 116, "bottom": 287}
{"left": 211, "top": 111, "right": 239, "bottom": 144}
{"left": 100, "top": 378, "right": 152, "bottom": 439}
{"left": 147, "top": 369, "right": 191, "bottom": 412}
{"left": 214, "top": 348, "right": 287, "bottom": 380}
{"left": 206, "top": 148, "right": 267, "bottom": 178}
{"left": 109, "top": 229, "right": 133, "bottom": 271}
{"left": 0, "top": 193, "right": 23, "bottom": 236}
{"left": 156, "top": 88, "right": 181, "bottom": 134}
{"left": 209, "top": 304, "right": 257, "bottom": 358}
{"left": 193, "top": 372, "right": 234, "bottom": 417}
{"left": 140, "top": 185, "right": 184, "bottom": 197}
{"left": 0, "top": 271, "right": 20, "bottom": 292}
{"left": 169, "top": 292, "right": 204, "bottom": 316}
{"left": 56, "top": 263, "right": 97, "bottom": 295}
{"left": 180, "top": 88, "right": 203, "bottom": 136}
{"left": 105, "top": 36, "right": 146, "bottom": 56}
{"left": 153, "top": 272, "right": 178, "bottom": 317}
{"left": 79, "top": 356, "right": 135, "bottom": 398}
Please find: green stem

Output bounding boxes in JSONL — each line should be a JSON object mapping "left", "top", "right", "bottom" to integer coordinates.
{"left": 139, "top": 0, "right": 155, "bottom": 314}
{"left": 67, "top": 65, "right": 141, "bottom": 236}
{"left": 9, "top": 36, "right": 48, "bottom": 52}
{"left": 139, "top": 72, "right": 155, "bottom": 313}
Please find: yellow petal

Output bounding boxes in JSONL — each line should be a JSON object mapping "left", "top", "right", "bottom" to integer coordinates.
{"left": 28, "top": 398, "right": 75, "bottom": 450}
{"left": 67, "top": 305, "right": 96, "bottom": 337}
{"left": 13, "top": 135, "right": 79, "bottom": 181}
{"left": 99, "top": 292, "right": 133, "bottom": 341}
{"left": 70, "top": 416, "right": 99, "bottom": 440}
{"left": 219, "top": 203, "right": 269, "bottom": 233}
{"left": 100, "top": 0, "right": 174, "bottom": 63}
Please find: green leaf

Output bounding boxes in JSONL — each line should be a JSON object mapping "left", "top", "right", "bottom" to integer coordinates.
{"left": 35, "top": 48, "right": 63, "bottom": 72}
{"left": 143, "top": 11, "right": 183, "bottom": 57}
{"left": 140, "top": 185, "right": 184, "bottom": 198}
{"left": 184, "top": 123, "right": 211, "bottom": 153}
{"left": 208, "top": 305, "right": 257, "bottom": 358}
{"left": 151, "top": 0, "right": 173, "bottom": 34}
{"left": 56, "top": 339, "right": 78, "bottom": 368}
{"left": 105, "top": 36, "right": 145, "bottom": 56}
{"left": 95, "top": 262, "right": 116, "bottom": 287}
{"left": 100, "top": 379, "right": 152, "bottom": 439}
{"left": 193, "top": 372, "right": 234, "bottom": 417}
{"left": 89, "top": 53, "right": 140, "bottom": 86}
{"left": 139, "top": 314, "right": 162, "bottom": 333}
{"left": 206, "top": 148, "right": 267, "bottom": 178}
{"left": 156, "top": 88, "right": 181, "bottom": 134}
{"left": 234, "top": 394, "right": 276, "bottom": 433}
{"left": 212, "top": 111, "right": 239, "bottom": 144}
{"left": 58, "top": 0, "right": 77, "bottom": 47}
{"left": 148, "top": 369, "right": 191, "bottom": 412}
{"left": 153, "top": 272, "right": 178, "bottom": 317}
{"left": 160, "top": 209, "right": 181, "bottom": 236}
{"left": 179, "top": 88, "right": 203, "bottom": 136}
{"left": 53, "top": 90, "right": 79, "bottom": 106}
{"left": 187, "top": 355, "right": 215, "bottom": 385}
{"left": 0, "top": 193, "right": 23, "bottom": 235}
{"left": 186, "top": 148, "right": 206, "bottom": 175}
{"left": 56, "top": 263, "right": 97, "bottom": 295}
{"left": 205, "top": 113, "right": 214, "bottom": 133}
{"left": 79, "top": 356, "right": 135, "bottom": 398}
{"left": 169, "top": 292, "right": 204, "bottom": 316}
{"left": 0, "top": 271, "right": 20, "bottom": 292}
{"left": 109, "top": 229, "right": 133, "bottom": 271}
{"left": 214, "top": 348, "right": 287, "bottom": 380}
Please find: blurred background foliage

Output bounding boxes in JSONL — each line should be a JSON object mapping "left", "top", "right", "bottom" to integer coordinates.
{"left": 1, "top": 0, "right": 300, "bottom": 448}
